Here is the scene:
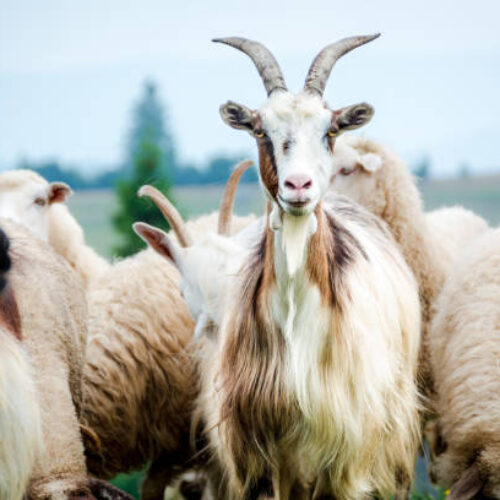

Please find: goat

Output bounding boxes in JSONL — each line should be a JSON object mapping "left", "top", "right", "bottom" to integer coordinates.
{"left": 134, "top": 35, "right": 421, "bottom": 499}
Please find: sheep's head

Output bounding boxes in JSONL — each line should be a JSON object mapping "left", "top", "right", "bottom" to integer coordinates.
{"left": 216, "top": 35, "right": 378, "bottom": 217}
{"left": 329, "top": 135, "right": 383, "bottom": 204}
{"left": 0, "top": 170, "right": 72, "bottom": 241}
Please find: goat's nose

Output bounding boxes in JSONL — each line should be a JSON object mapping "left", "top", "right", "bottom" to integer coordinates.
{"left": 284, "top": 174, "right": 313, "bottom": 191}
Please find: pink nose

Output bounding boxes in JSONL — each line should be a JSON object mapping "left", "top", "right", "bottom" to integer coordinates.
{"left": 284, "top": 174, "right": 313, "bottom": 192}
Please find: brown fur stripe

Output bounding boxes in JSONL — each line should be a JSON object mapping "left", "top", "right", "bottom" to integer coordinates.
{"left": 257, "top": 138, "right": 279, "bottom": 200}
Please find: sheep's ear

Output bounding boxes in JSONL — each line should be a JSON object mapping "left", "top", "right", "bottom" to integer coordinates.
{"left": 48, "top": 182, "right": 73, "bottom": 204}
{"left": 359, "top": 153, "right": 382, "bottom": 172}
{"left": 448, "top": 462, "right": 483, "bottom": 500}
{"left": 220, "top": 101, "right": 257, "bottom": 132}
{"left": 133, "top": 222, "right": 184, "bottom": 268}
{"left": 333, "top": 103, "right": 374, "bottom": 132}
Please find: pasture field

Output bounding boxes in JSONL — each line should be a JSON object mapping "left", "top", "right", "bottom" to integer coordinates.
{"left": 67, "top": 177, "right": 499, "bottom": 498}
{"left": 68, "top": 176, "right": 500, "bottom": 259}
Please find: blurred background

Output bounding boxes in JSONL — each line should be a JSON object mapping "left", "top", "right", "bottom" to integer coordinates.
{"left": 1, "top": 0, "right": 499, "bottom": 497}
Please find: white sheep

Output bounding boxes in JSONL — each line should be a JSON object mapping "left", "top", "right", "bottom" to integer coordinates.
{"left": 328, "top": 134, "right": 489, "bottom": 399}
{"left": 0, "top": 169, "right": 110, "bottom": 288}
{"left": 136, "top": 35, "right": 422, "bottom": 499}
{"left": 0, "top": 166, "right": 255, "bottom": 498}
{"left": 0, "top": 227, "right": 43, "bottom": 500}
{"left": 426, "top": 228, "right": 500, "bottom": 499}
{"left": 0, "top": 218, "right": 92, "bottom": 499}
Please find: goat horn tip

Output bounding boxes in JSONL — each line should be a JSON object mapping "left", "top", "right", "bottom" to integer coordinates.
{"left": 137, "top": 185, "right": 154, "bottom": 198}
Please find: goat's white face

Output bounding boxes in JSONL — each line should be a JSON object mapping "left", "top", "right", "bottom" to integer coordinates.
{"left": 0, "top": 172, "right": 71, "bottom": 241}
{"left": 216, "top": 34, "right": 379, "bottom": 217}
{"left": 329, "top": 137, "right": 382, "bottom": 203}
{"left": 259, "top": 92, "right": 333, "bottom": 214}
{"left": 221, "top": 93, "right": 373, "bottom": 217}
{"left": 134, "top": 222, "right": 243, "bottom": 337}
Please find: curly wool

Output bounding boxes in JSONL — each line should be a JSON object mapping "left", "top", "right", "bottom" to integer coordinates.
{"left": 48, "top": 203, "right": 110, "bottom": 289}
{"left": 1, "top": 219, "right": 91, "bottom": 499}
{"left": 427, "top": 228, "right": 500, "bottom": 498}
{"left": 81, "top": 213, "right": 255, "bottom": 499}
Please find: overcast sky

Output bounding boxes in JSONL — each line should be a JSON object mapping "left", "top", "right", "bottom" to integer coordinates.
{"left": 1, "top": 0, "right": 499, "bottom": 176}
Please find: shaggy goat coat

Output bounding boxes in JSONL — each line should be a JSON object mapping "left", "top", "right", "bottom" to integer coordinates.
{"left": 329, "top": 135, "right": 489, "bottom": 399}
{"left": 198, "top": 197, "right": 421, "bottom": 499}
{"left": 0, "top": 219, "right": 91, "bottom": 499}
{"left": 428, "top": 228, "right": 500, "bottom": 498}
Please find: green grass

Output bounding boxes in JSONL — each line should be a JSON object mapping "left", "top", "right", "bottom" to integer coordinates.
{"left": 68, "top": 176, "right": 499, "bottom": 498}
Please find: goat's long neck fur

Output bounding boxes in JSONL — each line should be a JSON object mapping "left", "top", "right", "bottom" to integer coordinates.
{"left": 217, "top": 199, "right": 419, "bottom": 498}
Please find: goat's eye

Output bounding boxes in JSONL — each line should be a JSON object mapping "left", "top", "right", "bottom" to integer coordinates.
{"left": 339, "top": 167, "right": 355, "bottom": 176}
{"left": 34, "top": 197, "right": 46, "bottom": 206}
{"left": 327, "top": 129, "right": 338, "bottom": 138}
{"left": 254, "top": 130, "right": 266, "bottom": 138}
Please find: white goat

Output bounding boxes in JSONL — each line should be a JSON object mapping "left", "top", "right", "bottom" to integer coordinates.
{"left": 135, "top": 35, "right": 422, "bottom": 500}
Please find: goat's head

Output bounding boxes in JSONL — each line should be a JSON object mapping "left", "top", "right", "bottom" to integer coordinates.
{"left": 0, "top": 170, "right": 72, "bottom": 241}
{"left": 133, "top": 161, "right": 252, "bottom": 337}
{"left": 216, "top": 35, "right": 378, "bottom": 216}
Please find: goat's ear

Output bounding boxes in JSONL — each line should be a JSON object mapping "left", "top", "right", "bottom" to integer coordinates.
{"left": 333, "top": 103, "right": 374, "bottom": 132}
{"left": 48, "top": 182, "right": 73, "bottom": 204}
{"left": 220, "top": 101, "right": 256, "bottom": 132}
{"left": 133, "top": 222, "right": 184, "bottom": 268}
{"left": 448, "top": 462, "right": 483, "bottom": 500}
{"left": 358, "top": 152, "right": 382, "bottom": 172}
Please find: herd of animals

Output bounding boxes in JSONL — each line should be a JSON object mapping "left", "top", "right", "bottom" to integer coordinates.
{"left": 0, "top": 33, "right": 498, "bottom": 500}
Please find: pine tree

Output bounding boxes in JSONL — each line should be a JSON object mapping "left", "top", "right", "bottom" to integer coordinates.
{"left": 112, "top": 81, "right": 176, "bottom": 257}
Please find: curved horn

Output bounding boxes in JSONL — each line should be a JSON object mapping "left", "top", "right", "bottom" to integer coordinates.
{"left": 304, "top": 34, "right": 380, "bottom": 96}
{"left": 218, "top": 160, "right": 253, "bottom": 236}
{"left": 138, "top": 185, "right": 193, "bottom": 247}
{"left": 213, "top": 37, "right": 287, "bottom": 96}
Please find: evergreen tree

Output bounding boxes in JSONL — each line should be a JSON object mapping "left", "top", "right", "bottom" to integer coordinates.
{"left": 113, "top": 81, "right": 176, "bottom": 257}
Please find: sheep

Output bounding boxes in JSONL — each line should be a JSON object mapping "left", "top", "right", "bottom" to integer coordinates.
{"left": 425, "top": 205, "right": 489, "bottom": 262}
{"left": 328, "top": 134, "right": 489, "bottom": 400}
{"left": 135, "top": 35, "right": 422, "bottom": 499}
{"left": 81, "top": 162, "right": 255, "bottom": 500}
{"left": 0, "top": 166, "right": 255, "bottom": 498}
{"left": 0, "top": 218, "right": 93, "bottom": 498}
{"left": 0, "top": 228, "right": 43, "bottom": 500}
{"left": 0, "top": 169, "right": 110, "bottom": 288}
{"left": 425, "top": 228, "right": 500, "bottom": 499}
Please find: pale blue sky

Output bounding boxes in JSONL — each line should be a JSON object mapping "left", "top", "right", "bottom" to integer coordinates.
{"left": 1, "top": 0, "right": 499, "bottom": 176}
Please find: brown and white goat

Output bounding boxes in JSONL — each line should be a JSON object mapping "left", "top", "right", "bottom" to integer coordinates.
{"left": 135, "top": 35, "right": 422, "bottom": 500}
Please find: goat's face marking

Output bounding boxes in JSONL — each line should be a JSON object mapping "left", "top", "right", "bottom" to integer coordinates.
{"left": 221, "top": 93, "right": 373, "bottom": 216}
